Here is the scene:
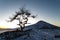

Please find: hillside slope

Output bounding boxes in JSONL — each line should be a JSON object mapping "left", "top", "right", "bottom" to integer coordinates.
{"left": 0, "top": 21, "right": 60, "bottom": 40}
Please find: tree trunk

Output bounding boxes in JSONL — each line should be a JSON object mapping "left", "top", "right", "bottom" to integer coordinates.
{"left": 20, "top": 26, "right": 23, "bottom": 31}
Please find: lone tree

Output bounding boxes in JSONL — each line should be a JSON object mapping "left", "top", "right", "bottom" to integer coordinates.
{"left": 8, "top": 8, "right": 36, "bottom": 31}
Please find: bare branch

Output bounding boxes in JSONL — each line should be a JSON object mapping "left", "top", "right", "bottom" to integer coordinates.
{"left": 25, "top": 10, "right": 31, "bottom": 17}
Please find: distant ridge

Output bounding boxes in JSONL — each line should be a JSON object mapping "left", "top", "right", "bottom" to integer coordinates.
{"left": 36, "top": 20, "right": 60, "bottom": 29}
{"left": 25, "top": 20, "right": 60, "bottom": 29}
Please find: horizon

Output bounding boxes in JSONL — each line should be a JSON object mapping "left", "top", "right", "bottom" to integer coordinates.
{"left": 0, "top": 20, "right": 60, "bottom": 29}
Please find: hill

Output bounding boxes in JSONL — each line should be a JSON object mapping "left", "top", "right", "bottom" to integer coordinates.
{"left": 0, "top": 21, "right": 60, "bottom": 40}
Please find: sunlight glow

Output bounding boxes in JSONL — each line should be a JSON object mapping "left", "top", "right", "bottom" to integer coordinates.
{"left": 0, "top": 18, "right": 39, "bottom": 29}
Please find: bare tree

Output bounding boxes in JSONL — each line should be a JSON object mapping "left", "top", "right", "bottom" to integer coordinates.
{"left": 8, "top": 8, "right": 36, "bottom": 31}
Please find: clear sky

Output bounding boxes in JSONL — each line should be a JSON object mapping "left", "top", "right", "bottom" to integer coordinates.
{"left": 0, "top": 0, "right": 60, "bottom": 28}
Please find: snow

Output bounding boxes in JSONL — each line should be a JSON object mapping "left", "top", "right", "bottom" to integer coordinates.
{"left": 0, "top": 21, "right": 60, "bottom": 40}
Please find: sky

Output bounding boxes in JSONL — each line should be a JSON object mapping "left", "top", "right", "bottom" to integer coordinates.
{"left": 0, "top": 0, "right": 60, "bottom": 28}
